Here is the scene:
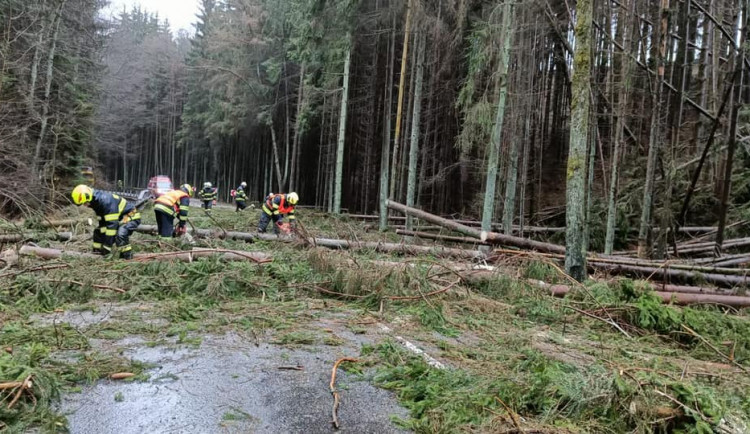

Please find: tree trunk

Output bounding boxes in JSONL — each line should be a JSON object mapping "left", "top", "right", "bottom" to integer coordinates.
{"left": 289, "top": 62, "right": 306, "bottom": 192}
{"left": 32, "top": 0, "right": 66, "bottom": 176}
{"left": 604, "top": 0, "right": 634, "bottom": 254}
{"left": 482, "top": 0, "right": 514, "bottom": 235}
{"left": 389, "top": 0, "right": 412, "bottom": 199}
{"left": 269, "top": 120, "right": 284, "bottom": 192}
{"left": 379, "top": 20, "right": 396, "bottom": 231}
{"left": 637, "top": 0, "right": 670, "bottom": 258}
{"left": 564, "top": 0, "right": 592, "bottom": 281}
{"left": 405, "top": 33, "right": 426, "bottom": 230}
{"left": 333, "top": 39, "right": 352, "bottom": 214}
{"left": 716, "top": 1, "right": 748, "bottom": 249}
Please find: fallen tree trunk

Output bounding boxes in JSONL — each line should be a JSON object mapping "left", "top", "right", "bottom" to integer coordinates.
{"left": 395, "top": 229, "right": 490, "bottom": 245}
{"left": 19, "top": 245, "right": 95, "bottom": 259}
{"left": 591, "top": 262, "right": 750, "bottom": 288}
{"left": 713, "top": 255, "right": 750, "bottom": 268}
{"left": 136, "top": 225, "right": 486, "bottom": 261}
{"left": 387, "top": 200, "right": 566, "bottom": 254}
{"left": 310, "top": 238, "right": 486, "bottom": 260}
{"left": 18, "top": 245, "right": 272, "bottom": 263}
{"left": 0, "top": 232, "right": 73, "bottom": 243}
{"left": 365, "top": 224, "right": 443, "bottom": 232}
{"left": 490, "top": 248, "right": 750, "bottom": 277}
{"left": 36, "top": 218, "right": 89, "bottom": 228}
{"left": 674, "top": 237, "right": 750, "bottom": 255}
{"left": 545, "top": 283, "right": 750, "bottom": 307}
{"left": 340, "top": 258, "right": 745, "bottom": 300}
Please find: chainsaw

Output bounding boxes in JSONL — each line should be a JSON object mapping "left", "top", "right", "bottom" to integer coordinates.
{"left": 276, "top": 222, "right": 292, "bottom": 235}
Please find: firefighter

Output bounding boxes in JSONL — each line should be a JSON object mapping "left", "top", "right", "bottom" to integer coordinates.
{"left": 71, "top": 185, "right": 141, "bottom": 259}
{"left": 199, "top": 182, "right": 217, "bottom": 213}
{"left": 235, "top": 182, "right": 248, "bottom": 212}
{"left": 154, "top": 184, "right": 193, "bottom": 240}
{"left": 258, "top": 192, "right": 298, "bottom": 234}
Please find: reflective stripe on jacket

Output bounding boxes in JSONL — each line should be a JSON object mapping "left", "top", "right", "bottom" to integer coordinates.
{"left": 155, "top": 190, "right": 190, "bottom": 221}
{"left": 262, "top": 194, "right": 296, "bottom": 220}
{"left": 90, "top": 190, "right": 138, "bottom": 245}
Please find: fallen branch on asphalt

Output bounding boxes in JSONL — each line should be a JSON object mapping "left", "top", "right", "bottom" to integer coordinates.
{"left": 330, "top": 357, "right": 359, "bottom": 429}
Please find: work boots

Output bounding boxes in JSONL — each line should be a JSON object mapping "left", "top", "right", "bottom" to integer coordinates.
{"left": 119, "top": 250, "right": 133, "bottom": 260}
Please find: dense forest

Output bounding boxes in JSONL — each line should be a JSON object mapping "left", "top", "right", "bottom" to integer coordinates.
{"left": 3, "top": 0, "right": 750, "bottom": 267}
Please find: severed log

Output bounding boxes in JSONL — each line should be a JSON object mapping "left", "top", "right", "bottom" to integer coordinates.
{"left": 591, "top": 262, "right": 750, "bottom": 288}
{"left": 0, "top": 232, "right": 73, "bottom": 243}
{"left": 545, "top": 283, "right": 750, "bottom": 307}
{"left": 341, "top": 258, "right": 745, "bottom": 300}
{"left": 18, "top": 245, "right": 272, "bottom": 263}
{"left": 310, "top": 238, "right": 486, "bottom": 260}
{"left": 135, "top": 225, "right": 279, "bottom": 242}
{"left": 387, "top": 200, "right": 566, "bottom": 254}
{"left": 713, "top": 255, "right": 750, "bottom": 268}
{"left": 19, "top": 245, "right": 96, "bottom": 259}
{"left": 491, "top": 248, "right": 750, "bottom": 277}
{"left": 136, "top": 225, "right": 486, "bottom": 261}
{"left": 396, "top": 229, "right": 490, "bottom": 245}
{"left": 364, "top": 224, "right": 444, "bottom": 232}
{"left": 35, "top": 218, "right": 89, "bottom": 228}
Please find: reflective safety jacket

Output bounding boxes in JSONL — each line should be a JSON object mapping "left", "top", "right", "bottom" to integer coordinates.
{"left": 91, "top": 190, "right": 140, "bottom": 246}
{"left": 262, "top": 193, "right": 296, "bottom": 221}
{"left": 235, "top": 187, "right": 247, "bottom": 202}
{"left": 154, "top": 190, "right": 190, "bottom": 223}
{"left": 199, "top": 187, "right": 217, "bottom": 201}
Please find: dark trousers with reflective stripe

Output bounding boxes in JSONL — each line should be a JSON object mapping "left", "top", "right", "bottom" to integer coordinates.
{"left": 235, "top": 200, "right": 246, "bottom": 212}
{"left": 202, "top": 200, "right": 213, "bottom": 210}
{"left": 117, "top": 219, "right": 140, "bottom": 258}
{"left": 155, "top": 209, "right": 176, "bottom": 238}
{"left": 257, "top": 210, "right": 281, "bottom": 234}
{"left": 92, "top": 226, "right": 112, "bottom": 254}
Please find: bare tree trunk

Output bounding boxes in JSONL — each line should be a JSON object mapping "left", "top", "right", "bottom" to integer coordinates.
{"left": 405, "top": 33, "right": 426, "bottom": 230}
{"left": 482, "top": 0, "right": 513, "bottom": 235}
{"left": 716, "top": 0, "right": 748, "bottom": 249}
{"left": 289, "top": 62, "right": 306, "bottom": 192}
{"left": 32, "top": 0, "right": 66, "bottom": 176}
{"left": 379, "top": 20, "right": 397, "bottom": 231}
{"left": 564, "top": 0, "right": 592, "bottom": 281}
{"left": 333, "top": 38, "right": 352, "bottom": 214}
{"left": 269, "top": 120, "right": 284, "bottom": 191}
{"left": 604, "top": 0, "right": 634, "bottom": 254}
{"left": 637, "top": 0, "right": 670, "bottom": 259}
{"left": 389, "top": 0, "right": 412, "bottom": 199}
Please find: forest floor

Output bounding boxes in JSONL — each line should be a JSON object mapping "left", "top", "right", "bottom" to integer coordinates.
{"left": 2, "top": 205, "right": 750, "bottom": 433}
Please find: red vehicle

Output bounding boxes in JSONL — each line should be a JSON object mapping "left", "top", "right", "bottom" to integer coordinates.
{"left": 147, "top": 175, "right": 173, "bottom": 198}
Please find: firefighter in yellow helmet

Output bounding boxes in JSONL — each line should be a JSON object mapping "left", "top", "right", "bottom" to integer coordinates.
{"left": 154, "top": 184, "right": 193, "bottom": 240}
{"left": 71, "top": 185, "right": 141, "bottom": 259}
{"left": 257, "top": 192, "right": 298, "bottom": 234}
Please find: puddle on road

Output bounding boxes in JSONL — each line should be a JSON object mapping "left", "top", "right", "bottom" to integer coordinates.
{"left": 61, "top": 333, "right": 409, "bottom": 433}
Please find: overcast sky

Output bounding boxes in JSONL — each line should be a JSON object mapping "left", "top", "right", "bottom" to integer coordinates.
{"left": 103, "top": 0, "right": 201, "bottom": 34}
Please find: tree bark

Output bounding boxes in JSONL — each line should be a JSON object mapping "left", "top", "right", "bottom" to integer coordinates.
{"left": 289, "top": 62, "right": 306, "bottom": 192}
{"left": 483, "top": 0, "right": 514, "bottom": 235}
{"left": 637, "top": 0, "right": 670, "bottom": 258}
{"left": 405, "top": 33, "right": 426, "bottom": 230}
{"left": 32, "top": 0, "right": 66, "bottom": 175}
{"left": 389, "top": 0, "right": 412, "bottom": 199}
{"left": 379, "top": 20, "right": 396, "bottom": 231}
{"left": 564, "top": 0, "right": 592, "bottom": 280}
{"left": 715, "top": 0, "right": 748, "bottom": 250}
{"left": 387, "top": 200, "right": 566, "bottom": 254}
{"left": 333, "top": 39, "right": 352, "bottom": 214}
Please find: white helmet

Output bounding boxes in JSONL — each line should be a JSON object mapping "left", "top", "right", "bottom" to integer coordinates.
{"left": 240, "top": 182, "right": 247, "bottom": 188}
{"left": 204, "top": 182, "right": 212, "bottom": 188}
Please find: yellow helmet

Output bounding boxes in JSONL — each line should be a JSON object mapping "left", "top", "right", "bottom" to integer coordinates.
{"left": 71, "top": 185, "right": 93, "bottom": 205}
{"left": 181, "top": 184, "right": 194, "bottom": 197}
{"left": 287, "top": 192, "right": 299, "bottom": 205}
